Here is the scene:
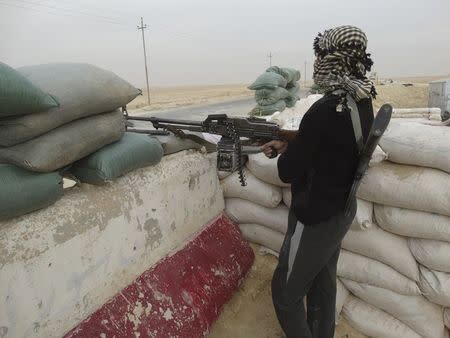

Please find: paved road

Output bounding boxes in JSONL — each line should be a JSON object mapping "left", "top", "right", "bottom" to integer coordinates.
{"left": 131, "top": 88, "right": 309, "bottom": 120}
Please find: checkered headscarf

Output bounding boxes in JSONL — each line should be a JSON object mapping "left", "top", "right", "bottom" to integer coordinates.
{"left": 313, "top": 25, "right": 376, "bottom": 101}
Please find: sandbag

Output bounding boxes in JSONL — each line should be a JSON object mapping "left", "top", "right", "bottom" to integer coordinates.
{"left": 0, "top": 62, "right": 59, "bottom": 116}
{"left": 285, "top": 83, "right": 300, "bottom": 108}
{"left": 221, "top": 168, "right": 282, "bottom": 208}
{"left": 445, "top": 308, "right": 450, "bottom": 329}
{"left": 370, "top": 145, "right": 388, "bottom": 166}
{"left": 282, "top": 187, "right": 291, "bottom": 207}
{"left": 0, "top": 63, "right": 140, "bottom": 146}
{"left": 379, "top": 120, "right": 450, "bottom": 173}
{"left": 225, "top": 198, "right": 289, "bottom": 233}
{"left": 255, "top": 87, "right": 290, "bottom": 106}
{"left": 409, "top": 238, "right": 450, "bottom": 273}
{"left": 250, "top": 100, "right": 287, "bottom": 116}
{"left": 218, "top": 170, "right": 232, "bottom": 179}
{"left": 0, "top": 110, "right": 125, "bottom": 172}
{"left": 351, "top": 199, "right": 374, "bottom": 230}
{"left": 248, "top": 72, "right": 288, "bottom": 90}
{"left": 342, "top": 279, "right": 447, "bottom": 338}
{"left": 154, "top": 134, "right": 204, "bottom": 155}
{"left": 70, "top": 133, "right": 163, "bottom": 185}
{"left": 238, "top": 224, "right": 284, "bottom": 253}
{"left": 336, "top": 279, "right": 349, "bottom": 322}
{"left": 357, "top": 162, "right": 450, "bottom": 216}
{"left": 267, "top": 94, "right": 322, "bottom": 130}
{"left": 246, "top": 153, "right": 290, "bottom": 187}
{"left": 266, "top": 66, "right": 300, "bottom": 84}
{"left": 337, "top": 250, "right": 420, "bottom": 296}
{"left": 419, "top": 265, "right": 450, "bottom": 307}
{"left": 0, "top": 164, "right": 63, "bottom": 221}
{"left": 375, "top": 204, "right": 450, "bottom": 243}
{"left": 342, "top": 295, "right": 421, "bottom": 338}
{"left": 342, "top": 225, "right": 419, "bottom": 281}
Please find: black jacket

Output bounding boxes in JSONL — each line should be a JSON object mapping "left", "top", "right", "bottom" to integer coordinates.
{"left": 277, "top": 94, "right": 374, "bottom": 225}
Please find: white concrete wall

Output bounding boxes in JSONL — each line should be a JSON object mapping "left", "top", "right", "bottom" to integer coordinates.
{"left": 0, "top": 150, "right": 224, "bottom": 338}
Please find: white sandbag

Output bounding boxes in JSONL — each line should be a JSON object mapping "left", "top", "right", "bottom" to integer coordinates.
{"left": 419, "top": 266, "right": 450, "bottom": 307}
{"left": 225, "top": 198, "right": 289, "bottom": 233}
{"left": 336, "top": 278, "right": 349, "bottom": 322}
{"left": 342, "top": 295, "right": 422, "bottom": 338}
{"left": 282, "top": 187, "right": 291, "bottom": 208}
{"left": 221, "top": 169, "right": 282, "bottom": 208}
{"left": 217, "top": 170, "right": 232, "bottom": 179}
{"left": 358, "top": 162, "right": 450, "bottom": 216}
{"left": 351, "top": 199, "right": 374, "bottom": 231}
{"left": 409, "top": 238, "right": 450, "bottom": 273}
{"left": 445, "top": 308, "right": 450, "bottom": 329}
{"left": 375, "top": 204, "right": 450, "bottom": 243}
{"left": 370, "top": 145, "right": 388, "bottom": 166}
{"left": 342, "top": 279, "right": 447, "bottom": 338}
{"left": 239, "top": 224, "right": 284, "bottom": 253}
{"left": 337, "top": 250, "right": 420, "bottom": 296}
{"left": 379, "top": 120, "right": 450, "bottom": 173}
{"left": 246, "top": 153, "right": 290, "bottom": 187}
{"left": 342, "top": 225, "right": 419, "bottom": 281}
{"left": 267, "top": 94, "right": 322, "bottom": 130}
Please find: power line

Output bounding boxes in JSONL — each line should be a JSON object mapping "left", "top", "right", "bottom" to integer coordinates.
{"left": 268, "top": 52, "right": 273, "bottom": 67}
{"left": 1, "top": 0, "right": 128, "bottom": 26}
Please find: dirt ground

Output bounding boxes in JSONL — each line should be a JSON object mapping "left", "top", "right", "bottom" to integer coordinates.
{"left": 372, "top": 83, "right": 429, "bottom": 110}
{"left": 208, "top": 244, "right": 368, "bottom": 338}
{"left": 127, "top": 84, "right": 252, "bottom": 111}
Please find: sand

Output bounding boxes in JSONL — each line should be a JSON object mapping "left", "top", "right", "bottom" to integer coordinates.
{"left": 209, "top": 244, "right": 368, "bottom": 338}
{"left": 373, "top": 83, "right": 429, "bottom": 110}
{"left": 127, "top": 84, "right": 252, "bottom": 111}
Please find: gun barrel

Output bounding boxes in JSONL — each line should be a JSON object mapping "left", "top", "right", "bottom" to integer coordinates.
{"left": 126, "top": 115, "right": 203, "bottom": 127}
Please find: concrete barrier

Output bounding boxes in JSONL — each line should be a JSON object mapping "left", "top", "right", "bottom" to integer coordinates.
{"left": 0, "top": 150, "right": 224, "bottom": 338}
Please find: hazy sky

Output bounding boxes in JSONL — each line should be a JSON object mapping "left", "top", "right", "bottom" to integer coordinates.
{"left": 1, "top": 0, "right": 449, "bottom": 87}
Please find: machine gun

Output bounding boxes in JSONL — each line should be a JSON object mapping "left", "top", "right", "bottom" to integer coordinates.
{"left": 126, "top": 114, "right": 297, "bottom": 186}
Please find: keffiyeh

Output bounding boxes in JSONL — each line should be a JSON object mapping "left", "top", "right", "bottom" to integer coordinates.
{"left": 313, "top": 25, "right": 377, "bottom": 101}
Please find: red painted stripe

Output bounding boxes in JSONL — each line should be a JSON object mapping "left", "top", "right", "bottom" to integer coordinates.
{"left": 64, "top": 214, "right": 254, "bottom": 338}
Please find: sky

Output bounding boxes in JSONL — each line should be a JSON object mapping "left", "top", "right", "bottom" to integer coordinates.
{"left": 1, "top": 0, "right": 449, "bottom": 87}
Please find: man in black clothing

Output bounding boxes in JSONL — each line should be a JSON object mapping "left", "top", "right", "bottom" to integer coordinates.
{"left": 261, "top": 25, "right": 376, "bottom": 338}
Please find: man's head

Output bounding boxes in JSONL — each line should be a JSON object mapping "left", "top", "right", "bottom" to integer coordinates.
{"left": 312, "top": 25, "right": 376, "bottom": 101}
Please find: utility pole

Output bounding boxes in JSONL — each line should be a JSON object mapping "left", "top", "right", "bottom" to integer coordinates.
{"left": 137, "top": 17, "right": 150, "bottom": 106}
{"left": 268, "top": 52, "right": 273, "bottom": 67}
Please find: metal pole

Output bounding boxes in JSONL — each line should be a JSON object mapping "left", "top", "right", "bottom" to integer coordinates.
{"left": 137, "top": 17, "right": 151, "bottom": 106}
{"left": 304, "top": 61, "right": 307, "bottom": 87}
{"left": 268, "top": 52, "right": 272, "bottom": 67}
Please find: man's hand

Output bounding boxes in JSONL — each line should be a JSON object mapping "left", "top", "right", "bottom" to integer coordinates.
{"left": 260, "top": 140, "right": 288, "bottom": 158}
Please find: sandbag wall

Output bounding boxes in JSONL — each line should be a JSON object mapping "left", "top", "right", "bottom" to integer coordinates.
{"left": 0, "top": 62, "right": 168, "bottom": 220}
{"left": 222, "top": 102, "right": 450, "bottom": 338}
{"left": 248, "top": 66, "right": 301, "bottom": 116}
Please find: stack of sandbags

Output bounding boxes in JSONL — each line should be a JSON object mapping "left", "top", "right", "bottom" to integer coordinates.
{"left": 0, "top": 62, "right": 163, "bottom": 219}
{"left": 248, "top": 66, "right": 301, "bottom": 116}
{"left": 0, "top": 62, "right": 142, "bottom": 172}
{"left": 340, "top": 119, "right": 450, "bottom": 337}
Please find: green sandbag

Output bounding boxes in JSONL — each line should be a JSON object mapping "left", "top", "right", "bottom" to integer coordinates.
{"left": 285, "top": 83, "right": 300, "bottom": 108}
{"left": 249, "top": 100, "right": 287, "bottom": 116}
{"left": 255, "top": 87, "right": 290, "bottom": 105}
{"left": 0, "top": 62, "right": 59, "bottom": 117}
{"left": 0, "top": 164, "right": 63, "bottom": 221}
{"left": 248, "top": 72, "right": 288, "bottom": 90}
{"left": 70, "top": 133, "right": 163, "bottom": 185}
{"left": 0, "top": 63, "right": 141, "bottom": 147}
{"left": 0, "top": 110, "right": 125, "bottom": 172}
{"left": 266, "top": 66, "right": 301, "bottom": 84}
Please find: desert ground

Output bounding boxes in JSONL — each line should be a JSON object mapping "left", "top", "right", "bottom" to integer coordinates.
{"left": 208, "top": 244, "right": 368, "bottom": 338}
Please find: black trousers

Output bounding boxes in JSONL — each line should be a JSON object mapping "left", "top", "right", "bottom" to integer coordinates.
{"left": 271, "top": 203, "right": 355, "bottom": 338}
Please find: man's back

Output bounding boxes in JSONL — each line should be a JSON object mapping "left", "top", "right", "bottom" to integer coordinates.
{"left": 277, "top": 94, "right": 374, "bottom": 225}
